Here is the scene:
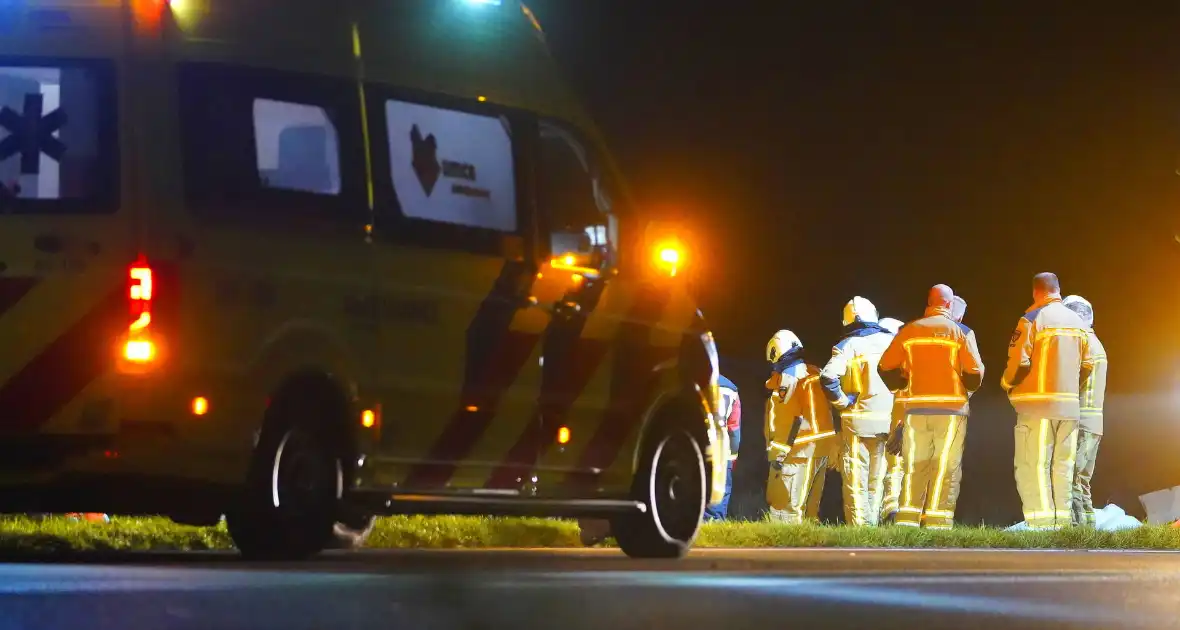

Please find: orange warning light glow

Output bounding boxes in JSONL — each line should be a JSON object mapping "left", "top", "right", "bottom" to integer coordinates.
{"left": 191, "top": 396, "right": 209, "bottom": 416}
{"left": 557, "top": 426, "right": 571, "bottom": 444}
{"left": 652, "top": 241, "right": 684, "bottom": 277}
{"left": 123, "top": 339, "right": 156, "bottom": 363}
{"left": 361, "top": 409, "right": 376, "bottom": 428}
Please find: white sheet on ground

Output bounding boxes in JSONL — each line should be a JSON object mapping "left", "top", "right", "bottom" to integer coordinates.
{"left": 1004, "top": 504, "right": 1142, "bottom": 531}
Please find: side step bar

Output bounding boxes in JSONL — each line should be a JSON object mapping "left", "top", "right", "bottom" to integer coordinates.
{"left": 359, "top": 492, "right": 647, "bottom": 519}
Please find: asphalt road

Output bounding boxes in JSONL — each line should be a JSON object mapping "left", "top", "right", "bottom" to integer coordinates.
{"left": 1, "top": 548, "right": 1178, "bottom": 630}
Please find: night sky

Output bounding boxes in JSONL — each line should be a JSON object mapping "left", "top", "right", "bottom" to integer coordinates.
{"left": 528, "top": 2, "right": 1178, "bottom": 523}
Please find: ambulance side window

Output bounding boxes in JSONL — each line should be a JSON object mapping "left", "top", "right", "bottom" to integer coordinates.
{"left": 537, "top": 121, "right": 619, "bottom": 272}
{"left": 362, "top": 84, "right": 528, "bottom": 258}
{"left": 177, "top": 62, "right": 366, "bottom": 223}
{"left": 380, "top": 98, "right": 517, "bottom": 232}
{"left": 0, "top": 60, "right": 117, "bottom": 213}
{"left": 252, "top": 99, "right": 341, "bottom": 196}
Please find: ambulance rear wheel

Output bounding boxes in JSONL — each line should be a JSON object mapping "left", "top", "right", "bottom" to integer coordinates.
{"left": 612, "top": 425, "right": 706, "bottom": 559}
{"left": 226, "top": 395, "right": 344, "bottom": 561}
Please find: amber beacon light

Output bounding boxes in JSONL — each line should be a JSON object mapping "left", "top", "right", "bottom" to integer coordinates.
{"left": 653, "top": 240, "right": 685, "bottom": 277}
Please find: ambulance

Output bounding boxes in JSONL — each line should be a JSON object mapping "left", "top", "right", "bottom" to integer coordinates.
{"left": 0, "top": 0, "right": 725, "bottom": 559}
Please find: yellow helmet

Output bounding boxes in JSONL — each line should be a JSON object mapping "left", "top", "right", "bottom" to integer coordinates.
{"left": 766, "top": 329, "right": 803, "bottom": 363}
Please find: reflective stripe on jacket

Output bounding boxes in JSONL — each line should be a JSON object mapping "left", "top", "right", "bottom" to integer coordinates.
{"left": 820, "top": 330, "right": 895, "bottom": 436}
{"left": 766, "top": 363, "right": 837, "bottom": 459}
{"left": 718, "top": 385, "right": 742, "bottom": 458}
{"left": 877, "top": 306, "right": 985, "bottom": 415}
{"left": 1002, "top": 298, "right": 1089, "bottom": 420}
{"left": 1079, "top": 330, "right": 1108, "bottom": 434}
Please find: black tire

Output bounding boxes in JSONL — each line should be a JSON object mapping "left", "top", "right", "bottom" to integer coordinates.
{"left": 225, "top": 394, "right": 344, "bottom": 561}
{"left": 612, "top": 425, "right": 706, "bottom": 559}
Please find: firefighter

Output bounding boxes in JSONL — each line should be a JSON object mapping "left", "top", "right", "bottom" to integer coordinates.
{"left": 820, "top": 297, "right": 895, "bottom": 526}
{"left": 876, "top": 317, "right": 905, "bottom": 523}
{"left": 1002, "top": 273, "right": 1090, "bottom": 531}
{"left": 704, "top": 375, "right": 742, "bottom": 521}
{"left": 1062, "top": 295, "right": 1107, "bottom": 527}
{"left": 765, "top": 329, "right": 837, "bottom": 523}
{"left": 878, "top": 285, "right": 984, "bottom": 529}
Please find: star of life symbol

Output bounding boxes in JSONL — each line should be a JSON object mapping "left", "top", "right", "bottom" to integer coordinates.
{"left": 0, "top": 93, "right": 67, "bottom": 175}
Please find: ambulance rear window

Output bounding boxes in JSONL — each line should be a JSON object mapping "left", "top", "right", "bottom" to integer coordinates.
{"left": 0, "top": 59, "right": 117, "bottom": 214}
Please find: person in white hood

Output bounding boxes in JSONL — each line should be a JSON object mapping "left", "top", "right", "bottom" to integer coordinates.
{"left": 1062, "top": 295, "right": 1108, "bottom": 527}
{"left": 879, "top": 318, "right": 903, "bottom": 335}
{"left": 820, "top": 297, "right": 896, "bottom": 526}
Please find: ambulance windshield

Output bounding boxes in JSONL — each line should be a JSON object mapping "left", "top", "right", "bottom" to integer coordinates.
{"left": 0, "top": 60, "right": 116, "bottom": 213}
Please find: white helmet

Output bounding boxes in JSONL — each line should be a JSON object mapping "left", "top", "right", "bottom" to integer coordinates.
{"left": 842, "top": 296, "right": 879, "bottom": 327}
{"left": 766, "top": 329, "right": 803, "bottom": 363}
{"left": 879, "top": 317, "right": 903, "bottom": 335}
{"left": 1062, "top": 295, "right": 1094, "bottom": 328}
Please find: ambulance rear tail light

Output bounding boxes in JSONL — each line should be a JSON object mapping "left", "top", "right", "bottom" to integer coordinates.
{"left": 121, "top": 258, "right": 157, "bottom": 369}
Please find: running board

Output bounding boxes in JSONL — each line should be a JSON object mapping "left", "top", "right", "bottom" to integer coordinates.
{"left": 359, "top": 492, "right": 647, "bottom": 518}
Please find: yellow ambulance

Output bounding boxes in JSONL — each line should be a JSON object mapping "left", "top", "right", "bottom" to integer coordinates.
{"left": 0, "top": 0, "right": 726, "bottom": 559}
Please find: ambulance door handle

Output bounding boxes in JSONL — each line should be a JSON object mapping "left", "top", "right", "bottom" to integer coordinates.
{"left": 33, "top": 233, "right": 63, "bottom": 253}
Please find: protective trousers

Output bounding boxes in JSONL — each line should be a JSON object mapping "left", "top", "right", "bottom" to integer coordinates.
{"left": 704, "top": 461, "right": 735, "bottom": 521}
{"left": 880, "top": 452, "right": 904, "bottom": 522}
{"left": 896, "top": 414, "right": 966, "bottom": 529}
{"left": 1014, "top": 415, "right": 1078, "bottom": 530}
{"left": 767, "top": 446, "right": 828, "bottom": 524}
{"left": 841, "top": 432, "right": 887, "bottom": 526}
{"left": 1070, "top": 429, "right": 1102, "bottom": 527}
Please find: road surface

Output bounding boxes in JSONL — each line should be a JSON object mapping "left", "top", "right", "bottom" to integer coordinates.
{"left": 0, "top": 548, "right": 1177, "bottom": 629}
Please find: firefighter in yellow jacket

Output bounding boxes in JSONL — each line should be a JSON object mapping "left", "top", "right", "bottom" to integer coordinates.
{"left": 765, "top": 329, "right": 838, "bottom": 523}
{"left": 1002, "top": 273, "right": 1090, "bottom": 531}
{"left": 820, "top": 297, "right": 895, "bottom": 526}
{"left": 1062, "top": 294, "right": 1107, "bottom": 527}
{"left": 878, "top": 285, "right": 984, "bottom": 529}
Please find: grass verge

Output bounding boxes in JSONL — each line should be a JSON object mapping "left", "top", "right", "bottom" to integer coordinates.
{"left": 0, "top": 515, "right": 1177, "bottom": 553}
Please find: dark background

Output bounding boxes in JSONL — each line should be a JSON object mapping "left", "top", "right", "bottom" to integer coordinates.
{"left": 526, "top": 1, "right": 1179, "bottom": 523}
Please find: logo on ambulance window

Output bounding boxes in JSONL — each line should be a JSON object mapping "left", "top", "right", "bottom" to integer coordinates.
{"left": 410, "top": 124, "right": 440, "bottom": 196}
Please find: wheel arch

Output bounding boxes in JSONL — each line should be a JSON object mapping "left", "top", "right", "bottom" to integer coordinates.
{"left": 262, "top": 367, "right": 360, "bottom": 487}
{"left": 245, "top": 319, "right": 366, "bottom": 483}
{"left": 631, "top": 375, "right": 725, "bottom": 507}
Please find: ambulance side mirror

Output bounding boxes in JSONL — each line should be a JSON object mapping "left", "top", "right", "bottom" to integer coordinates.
{"left": 549, "top": 228, "right": 610, "bottom": 277}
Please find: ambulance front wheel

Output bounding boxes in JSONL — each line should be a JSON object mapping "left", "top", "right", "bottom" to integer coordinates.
{"left": 226, "top": 392, "right": 345, "bottom": 560}
{"left": 612, "top": 424, "right": 707, "bottom": 559}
